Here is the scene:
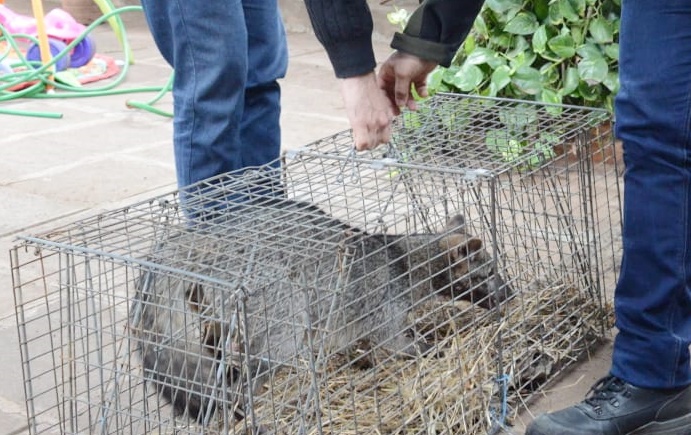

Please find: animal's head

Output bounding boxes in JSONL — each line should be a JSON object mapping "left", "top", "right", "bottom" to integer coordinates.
{"left": 437, "top": 215, "right": 512, "bottom": 309}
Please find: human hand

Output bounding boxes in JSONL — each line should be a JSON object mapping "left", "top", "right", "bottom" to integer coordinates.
{"left": 340, "top": 72, "right": 397, "bottom": 151}
{"left": 378, "top": 51, "right": 437, "bottom": 111}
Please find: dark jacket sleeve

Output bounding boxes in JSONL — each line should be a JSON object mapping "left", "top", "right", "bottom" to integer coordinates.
{"left": 392, "top": 0, "right": 485, "bottom": 67}
{"left": 303, "top": 0, "right": 484, "bottom": 78}
{"left": 303, "top": 0, "right": 377, "bottom": 78}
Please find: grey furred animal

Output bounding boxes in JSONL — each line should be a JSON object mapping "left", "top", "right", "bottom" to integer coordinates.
{"left": 129, "top": 197, "right": 511, "bottom": 423}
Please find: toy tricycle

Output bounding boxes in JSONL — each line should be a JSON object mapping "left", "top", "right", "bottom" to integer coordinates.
{"left": 0, "top": 4, "right": 96, "bottom": 71}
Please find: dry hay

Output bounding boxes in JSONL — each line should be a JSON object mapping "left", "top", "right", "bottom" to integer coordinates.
{"left": 179, "top": 281, "right": 613, "bottom": 434}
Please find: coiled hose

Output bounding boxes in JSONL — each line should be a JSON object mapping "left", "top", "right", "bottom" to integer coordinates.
{"left": 0, "top": 1, "right": 172, "bottom": 118}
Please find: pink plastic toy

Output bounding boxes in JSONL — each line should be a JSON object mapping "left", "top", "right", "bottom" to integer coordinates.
{"left": 0, "top": 5, "right": 96, "bottom": 71}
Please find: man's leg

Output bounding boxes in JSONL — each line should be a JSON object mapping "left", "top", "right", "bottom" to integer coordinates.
{"left": 527, "top": 1, "right": 691, "bottom": 433}
{"left": 140, "top": 0, "right": 249, "bottom": 188}
{"left": 239, "top": 0, "right": 288, "bottom": 171}
{"left": 612, "top": 0, "right": 691, "bottom": 390}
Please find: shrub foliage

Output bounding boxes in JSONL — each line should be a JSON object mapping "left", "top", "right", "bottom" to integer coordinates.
{"left": 389, "top": 0, "right": 620, "bottom": 111}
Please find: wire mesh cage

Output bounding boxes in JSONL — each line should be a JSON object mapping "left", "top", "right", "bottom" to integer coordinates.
{"left": 11, "top": 94, "right": 622, "bottom": 435}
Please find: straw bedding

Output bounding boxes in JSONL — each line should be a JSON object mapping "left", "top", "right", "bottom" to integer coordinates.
{"left": 173, "top": 280, "right": 613, "bottom": 434}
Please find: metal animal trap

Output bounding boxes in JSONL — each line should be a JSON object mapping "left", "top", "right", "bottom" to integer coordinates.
{"left": 11, "top": 94, "right": 622, "bottom": 435}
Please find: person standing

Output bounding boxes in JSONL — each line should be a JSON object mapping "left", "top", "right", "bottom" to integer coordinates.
{"left": 525, "top": 1, "right": 691, "bottom": 432}
{"left": 139, "top": 0, "right": 289, "bottom": 190}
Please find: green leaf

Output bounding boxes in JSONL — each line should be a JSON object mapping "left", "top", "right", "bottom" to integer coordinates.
{"left": 605, "top": 94, "right": 615, "bottom": 112}
{"left": 540, "top": 88, "right": 562, "bottom": 105}
{"left": 485, "top": 0, "right": 523, "bottom": 14}
{"left": 438, "top": 82, "right": 452, "bottom": 93}
{"left": 509, "top": 51, "right": 537, "bottom": 70}
{"left": 507, "top": 35, "right": 530, "bottom": 58}
{"left": 504, "top": 12, "right": 539, "bottom": 35}
{"left": 603, "top": 71, "right": 620, "bottom": 93}
{"left": 548, "top": 34, "right": 576, "bottom": 59}
{"left": 485, "top": 129, "right": 522, "bottom": 162}
{"left": 490, "top": 33, "right": 513, "bottom": 49}
{"left": 577, "top": 47, "right": 608, "bottom": 84}
{"left": 485, "top": 129, "right": 509, "bottom": 154}
{"left": 534, "top": 0, "right": 550, "bottom": 21}
{"left": 562, "top": 67, "right": 580, "bottom": 95}
{"left": 473, "top": 15, "right": 489, "bottom": 38}
{"left": 511, "top": 66, "right": 543, "bottom": 95}
{"left": 569, "top": 24, "right": 584, "bottom": 45}
{"left": 570, "top": 0, "right": 586, "bottom": 15}
{"left": 577, "top": 43, "right": 603, "bottom": 60}
{"left": 559, "top": 0, "right": 580, "bottom": 22}
{"left": 386, "top": 8, "right": 410, "bottom": 30}
{"left": 532, "top": 133, "right": 558, "bottom": 162}
{"left": 466, "top": 47, "right": 500, "bottom": 67}
{"left": 491, "top": 65, "right": 512, "bottom": 91}
{"left": 464, "top": 34, "right": 476, "bottom": 55}
{"left": 548, "top": 1, "right": 563, "bottom": 25}
{"left": 499, "top": 105, "right": 538, "bottom": 129}
{"left": 533, "top": 25, "right": 549, "bottom": 54}
{"left": 539, "top": 63, "right": 560, "bottom": 84}
{"left": 502, "top": 139, "right": 523, "bottom": 161}
{"left": 452, "top": 63, "right": 485, "bottom": 92}
{"left": 402, "top": 110, "right": 423, "bottom": 129}
{"left": 589, "top": 17, "right": 614, "bottom": 43}
{"left": 604, "top": 43, "right": 619, "bottom": 61}
{"left": 578, "top": 81, "right": 602, "bottom": 101}
{"left": 426, "top": 67, "right": 444, "bottom": 94}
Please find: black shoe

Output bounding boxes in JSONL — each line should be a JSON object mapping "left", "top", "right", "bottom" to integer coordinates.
{"left": 525, "top": 375, "right": 691, "bottom": 435}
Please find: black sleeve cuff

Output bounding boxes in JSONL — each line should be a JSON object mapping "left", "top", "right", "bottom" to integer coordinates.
{"left": 390, "top": 32, "right": 457, "bottom": 67}
{"left": 321, "top": 36, "right": 377, "bottom": 79}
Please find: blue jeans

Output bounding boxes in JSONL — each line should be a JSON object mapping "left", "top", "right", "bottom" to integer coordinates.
{"left": 140, "top": 0, "right": 288, "bottom": 188}
{"left": 612, "top": 0, "right": 691, "bottom": 389}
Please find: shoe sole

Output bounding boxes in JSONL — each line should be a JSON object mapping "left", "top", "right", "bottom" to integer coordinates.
{"left": 629, "top": 412, "right": 691, "bottom": 435}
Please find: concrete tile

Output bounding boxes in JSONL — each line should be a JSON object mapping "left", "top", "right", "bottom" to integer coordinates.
{"left": 8, "top": 152, "right": 175, "bottom": 209}
{"left": 0, "top": 187, "right": 80, "bottom": 236}
{"left": 509, "top": 342, "right": 614, "bottom": 434}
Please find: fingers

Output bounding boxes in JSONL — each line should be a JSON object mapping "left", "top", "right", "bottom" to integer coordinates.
{"left": 341, "top": 73, "right": 397, "bottom": 151}
{"left": 339, "top": 53, "right": 438, "bottom": 151}
{"left": 353, "top": 118, "right": 392, "bottom": 151}
{"left": 378, "top": 51, "right": 438, "bottom": 112}
{"left": 394, "top": 75, "right": 412, "bottom": 109}
{"left": 350, "top": 92, "right": 394, "bottom": 151}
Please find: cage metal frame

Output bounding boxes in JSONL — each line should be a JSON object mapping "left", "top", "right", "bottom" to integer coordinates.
{"left": 11, "top": 93, "right": 622, "bottom": 435}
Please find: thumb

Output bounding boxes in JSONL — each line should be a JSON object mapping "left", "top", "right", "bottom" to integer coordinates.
{"left": 415, "top": 81, "right": 429, "bottom": 99}
{"left": 394, "top": 77, "right": 412, "bottom": 109}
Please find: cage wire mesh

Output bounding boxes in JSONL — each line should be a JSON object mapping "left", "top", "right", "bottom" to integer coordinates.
{"left": 11, "top": 94, "right": 622, "bottom": 435}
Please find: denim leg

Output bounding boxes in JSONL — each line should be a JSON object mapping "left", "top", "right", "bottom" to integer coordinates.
{"left": 612, "top": 0, "right": 691, "bottom": 389}
{"left": 240, "top": 0, "right": 288, "bottom": 170}
{"left": 140, "top": 0, "right": 248, "bottom": 188}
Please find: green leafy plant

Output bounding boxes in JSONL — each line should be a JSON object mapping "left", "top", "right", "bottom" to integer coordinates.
{"left": 388, "top": 0, "right": 620, "bottom": 112}
{"left": 387, "top": 0, "right": 618, "bottom": 170}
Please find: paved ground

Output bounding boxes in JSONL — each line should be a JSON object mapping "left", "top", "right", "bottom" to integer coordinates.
{"left": 0, "top": 1, "right": 615, "bottom": 433}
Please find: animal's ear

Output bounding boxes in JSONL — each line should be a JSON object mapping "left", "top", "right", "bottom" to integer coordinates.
{"left": 439, "top": 233, "right": 466, "bottom": 262}
{"left": 445, "top": 215, "right": 466, "bottom": 232}
{"left": 463, "top": 238, "right": 484, "bottom": 256}
{"left": 440, "top": 235, "right": 484, "bottom": 263}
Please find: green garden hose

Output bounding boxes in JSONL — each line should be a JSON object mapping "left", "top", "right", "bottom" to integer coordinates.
{"left": 0, "top": 2, "right": 173, "bottom": 118}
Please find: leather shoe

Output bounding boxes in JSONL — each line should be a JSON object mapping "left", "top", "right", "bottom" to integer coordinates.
{"left": 525, "top": 375, "right": 691, "bottom": 434}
